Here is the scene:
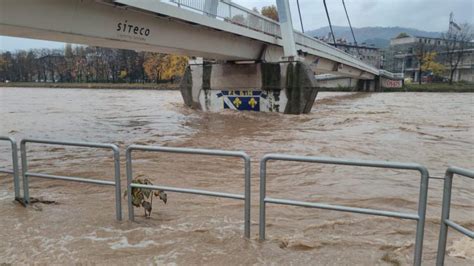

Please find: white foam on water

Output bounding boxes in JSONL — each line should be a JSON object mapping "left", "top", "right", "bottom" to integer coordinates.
{"left": 109, "top": 236, "right": 159, "bottom": 250}
{"left": 448, "top": 236, "right": 474, "bottom": 260}
{"left": 152, "top": 250, "right": 182, "bottom": 265}
{"left": 0, "top": 190, "right": 12, "bottom": 200}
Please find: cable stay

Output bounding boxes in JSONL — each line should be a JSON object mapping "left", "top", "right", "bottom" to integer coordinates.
{"left": 296, "top": 0, "right": 305, "bottom": 33}
{"left": 322, "top": 0, "right": 337, "bottom": 48}
{"left": 342, "top": 0, "right": 361, "bottom": 56}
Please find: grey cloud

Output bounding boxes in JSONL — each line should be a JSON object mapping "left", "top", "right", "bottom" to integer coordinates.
{"left": 234, "top": 0, "right": 473, "bottom": 32}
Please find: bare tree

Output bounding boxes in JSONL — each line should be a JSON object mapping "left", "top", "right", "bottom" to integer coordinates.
{"left": 441, "top": 23, "right": 473, "bottom": 84}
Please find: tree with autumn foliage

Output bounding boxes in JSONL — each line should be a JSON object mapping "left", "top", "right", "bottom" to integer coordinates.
{"left": 261, "top": 5, "right": 279, "bottom": 22}
{"left": 421, "top": 52, "right": 445, "bottom": 77}
{"left": 1, "top": 45, "right": 188, "bottom": 84}
{"left": 143, "top": 53, "right": 188, "bottom": 83}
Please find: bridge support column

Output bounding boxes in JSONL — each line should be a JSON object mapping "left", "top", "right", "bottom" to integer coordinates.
{"left": 276, "top": 0, "right": 297, "bottom": 58}
{"left": 180, "top": 61, "right": 319, "bottom": 114}
{"left": 357, "top": 78, "right": 381, "bottom": 92}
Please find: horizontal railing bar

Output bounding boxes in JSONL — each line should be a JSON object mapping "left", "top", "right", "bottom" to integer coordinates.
{"left": 0, "top": 169, "right": 14, "bottom": 174}
{"left": 445, "top": 219, "right": 474, "bottom": 238}
{"left": 448, "top": 166, "right": 474, "bottom": 178}
{"left": 26, "top": 172, "right": 116, "bottom": 186}
{"left": 128, "top": 145, "right": 249, "bottom": 159}
{"left": 429, "top": 176, "right": 445, "bottom": 180}
{"left": 265, "top": 197, "right": 419, "bottom": 220}
{"left": 131, "top": 183, "right": 245, "bottom": 200}
{"left": 263, "top": 154, "right": 428, "bottom": 175}
{"left": 21, "top": 138, "right": 119, "bottom": 151}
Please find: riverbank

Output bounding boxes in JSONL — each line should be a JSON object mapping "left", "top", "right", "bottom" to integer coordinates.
{"left": 2, "top": 82, "right": 473, "bottom": 92}
{"left": 395, "top": 83, "right": 474, "bottom": 92}
{"left": 319, "top": 83, "right": 474, "bottom": 92}
{"left": 1, "top": 82, "right": 179, "bottom": 90}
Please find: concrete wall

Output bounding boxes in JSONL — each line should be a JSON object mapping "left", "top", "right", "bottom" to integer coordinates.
{"left": 316, "top": 78, "right": 357, "bottom": 88}
{"left": 180, "top": 61, "right": 318, "bottom": 114}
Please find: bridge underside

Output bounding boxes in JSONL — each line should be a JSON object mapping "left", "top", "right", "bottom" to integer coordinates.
{"left": 0, "top": 0, "right": 376, "bottom": 80}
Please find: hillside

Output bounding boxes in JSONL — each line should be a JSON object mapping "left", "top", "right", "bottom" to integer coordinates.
{"left": 306, "top": 26, "right": 442, "bottom": 48}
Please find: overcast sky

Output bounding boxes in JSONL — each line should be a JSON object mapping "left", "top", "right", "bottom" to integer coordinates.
{"left": 234, "top": 0, "right": 473, "bottom": 32}
{"left": 1, "top": 0, "right": 472, "bottom": 51}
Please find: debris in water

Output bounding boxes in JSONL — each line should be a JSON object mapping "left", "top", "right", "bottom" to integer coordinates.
{"left": 124, "top": 176, "right": 168, "bottom": 218}
{"left": 15, "top": 197, "right": 59, "bottom": 211}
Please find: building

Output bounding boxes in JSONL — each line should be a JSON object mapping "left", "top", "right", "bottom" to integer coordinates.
{"left": 315, "top": 35, "right": 382, "bottom": 68}
{"left": 334, "top": 42, "right": 382, "bottom": 68}
{"left": 383, "top": 35, "right": 474, "bottom": 83}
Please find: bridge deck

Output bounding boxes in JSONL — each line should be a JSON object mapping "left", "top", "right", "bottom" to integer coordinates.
{"left": 0, "top": 0, "right": 403, "bottom": 79}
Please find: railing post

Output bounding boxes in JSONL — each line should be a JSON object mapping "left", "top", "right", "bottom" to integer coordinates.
{"left": 259, "top": 156, "right": 267, "bottom": 240}
{"left": 436, "top": 170, "right": 453, "bottom": 266}
{"left": 112, "top": 145, "right": 122, "bottom": 221}
{"left": 414, "top": 167, "right": 430, "bottom": 266}
{"left": 20, "top": 139, "right": 30, "bottom": 204}
{"left": 243, "top": 154, "right": 251, "bottom": 238}
{"left": 0, "top": 137, "right": 21, "bottom": 200}
{"left": 126, "top": 147, "right": 134, "bottom": 221}
{"left": 10, "top": 139, "right": 20, "bottom": 200}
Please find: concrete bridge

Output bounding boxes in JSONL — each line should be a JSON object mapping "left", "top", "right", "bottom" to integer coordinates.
{"left": 0, "top": 0, "right": 402, "bottom": 114}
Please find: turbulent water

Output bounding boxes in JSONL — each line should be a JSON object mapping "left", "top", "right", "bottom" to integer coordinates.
{"left": 0, "top": 87, "right": 472, "bottom": 265}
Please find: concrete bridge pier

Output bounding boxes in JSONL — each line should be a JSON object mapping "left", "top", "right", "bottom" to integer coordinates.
{"left": 179, "top": 61, "right": 319, "bottom": 114}
{"left": 357, "top": 77, "right": 381, "bottom": 92}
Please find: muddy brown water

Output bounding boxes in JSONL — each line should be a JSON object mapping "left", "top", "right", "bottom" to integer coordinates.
{"left": 0, "top": 87, "right": 472, "bottom": 265}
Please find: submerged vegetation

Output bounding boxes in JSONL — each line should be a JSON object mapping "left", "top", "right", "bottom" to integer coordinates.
{"left": 125, "top": 177, "right": 168, "bottom": 218}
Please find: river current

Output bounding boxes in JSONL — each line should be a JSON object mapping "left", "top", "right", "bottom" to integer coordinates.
{"left": 0, "top": 87, "right": 472, "bottom": 265}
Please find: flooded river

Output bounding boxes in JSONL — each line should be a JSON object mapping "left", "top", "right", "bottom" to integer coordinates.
{"left": 0, "top": 87, "right": 473, "bottom": 265}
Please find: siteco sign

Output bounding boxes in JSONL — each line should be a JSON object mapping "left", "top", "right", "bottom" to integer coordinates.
{"left": 116, "top": 20, "right": 150, "bottom": 41}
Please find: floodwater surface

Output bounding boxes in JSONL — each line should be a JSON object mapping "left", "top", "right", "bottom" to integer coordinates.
{"left": 0, "top": 87, "right": 473, "bottom": 265}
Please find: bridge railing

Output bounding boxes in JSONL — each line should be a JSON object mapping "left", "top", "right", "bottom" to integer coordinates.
{"left": 379, "top": 69, "right": 404, "bottom": 80}
{"left": 436, "top": 166, "right": 474, "bottom": 265}
{"left": 20, "top": 138, "right": 122, "bottom": 220}
{"left": 165, "top": 0, "right": 378, "bottom": 73}
{"left": 0, "top": 136, "right": 21, "bottom": 200}
{"left": 259, "top": 154, "right": 430, "bottom": 266}
{"left": 126, "top": 145, "right": 251, "bottom": 238}
{"left": 168, "top": 0, "right": 281, "bottom": 37}
{"left": 1, "top": 135, "right": 474, "bottom": 262}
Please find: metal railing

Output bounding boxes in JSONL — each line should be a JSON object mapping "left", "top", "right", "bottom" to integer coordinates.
{"left": 126, "top": 145, "right": 251, "bottom": 238}
{"left": 259, "top": 154, "right": 429, "bottom": 266}
{"left": 165, "top": 0, "right": 379, "bottom": 74}
{"left": 436, "top": 166, "right": 474, "bottom": 265}
{"left": 168, "top": 0, "right": 281, "bottom": 37}
{"left": 0, "top": 136, "right": 21, "bottom": 200}
{"left": 379, "top": 69, "right": 405, "bottom": 80}
{"left": 1, "top": 134, "right": 472, "bottom": 263}
{"left": 20, "top": 138, "right": 122, "bottom": 220}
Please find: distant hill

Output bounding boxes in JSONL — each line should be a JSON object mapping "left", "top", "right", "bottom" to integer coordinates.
{"left": 306, "top": 26, "right": 442, "bottom": 48}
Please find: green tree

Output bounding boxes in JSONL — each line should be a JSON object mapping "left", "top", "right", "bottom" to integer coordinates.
{"left": 396, "top": 32, "right": 409, "bottom": 39}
